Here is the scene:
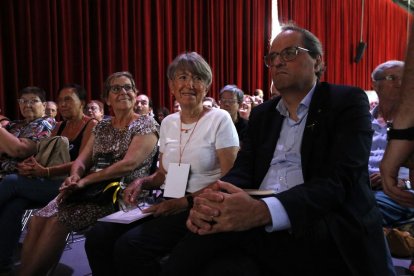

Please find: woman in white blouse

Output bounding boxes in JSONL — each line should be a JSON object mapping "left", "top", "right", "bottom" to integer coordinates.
{"left": 85, "top": 52, "right": 239, "bottom": 276}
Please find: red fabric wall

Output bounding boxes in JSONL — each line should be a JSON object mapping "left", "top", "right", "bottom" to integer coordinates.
{"left": 0, "top": 0, "right": 412, "bottom": 119}
{"left": 277, "top": 0, "right": 413, "bottom": 90}
{"left": 0, "top": 0, "right": 271, "bottom": 119}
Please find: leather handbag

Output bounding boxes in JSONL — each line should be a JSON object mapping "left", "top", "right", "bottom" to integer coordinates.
{"left": 35, "top": 136, "right": 71, "bottom": 180}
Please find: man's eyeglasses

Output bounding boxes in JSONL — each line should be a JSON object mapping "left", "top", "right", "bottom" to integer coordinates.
{"left": 220, "top": 99, "right": 238, "bottom": 105}
{"left": 375, "top": 75, "right": 402, "bottom": 82}
{"left": 264, "top": 46, "right": 311, "bottom": 67}
{"left": 17, "top": 99, "right": 42, "bottom": 105}
{"left": 110, "top": 84, "right": 135, "bottom": 93}
{"left": 136, "top": 100, "right": 148, "bottom": 106}
{"left": 175, "top": 74, "right": 205, "bottom": 86}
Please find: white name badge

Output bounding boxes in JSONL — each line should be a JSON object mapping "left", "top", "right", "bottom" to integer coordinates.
{"left": 163, "top": 163, "right": 190, "bottom": 198}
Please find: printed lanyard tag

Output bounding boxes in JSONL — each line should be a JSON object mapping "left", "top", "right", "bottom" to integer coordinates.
{"left": 164, "top": 163, "right": 190, "bottom": 198}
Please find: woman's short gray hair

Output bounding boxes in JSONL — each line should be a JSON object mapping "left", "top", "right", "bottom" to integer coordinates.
{"left": 102, "top": 71, "right": 137, "bottom": 100}
{"left": 220, "top": 84, "right": 244, "bottom": 104}
{"left": 167, "top": 52, "right": 213, "bottom": 88}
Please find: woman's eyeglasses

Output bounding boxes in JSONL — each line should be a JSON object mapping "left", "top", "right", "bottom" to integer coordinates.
{"left": 174, "top": 74, "right": 205, "bottom": 87}
{"left": 110, "top": 84, "right": 135, "bottom": 93}
{"left": 17, "top": 99, "right": 42, "bottom": 105}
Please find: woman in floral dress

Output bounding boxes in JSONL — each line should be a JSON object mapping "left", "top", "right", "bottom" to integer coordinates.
{"left": 18, "top": 72, "right": 159, "bottom": 276}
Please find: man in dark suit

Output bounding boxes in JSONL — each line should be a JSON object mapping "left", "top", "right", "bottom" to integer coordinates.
{"left": 161, "top": 24, "right": 394, "bottom": 276}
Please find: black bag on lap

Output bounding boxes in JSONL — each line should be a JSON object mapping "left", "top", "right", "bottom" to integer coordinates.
{"left": 64, "top": 153, "right": 122, "bottom": 205}
{"left": 64, "top": 179, "right": 122, "bottom": 205}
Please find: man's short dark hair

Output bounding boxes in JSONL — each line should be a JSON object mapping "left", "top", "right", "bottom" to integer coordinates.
{"left": 281, "top": 23, "right": 325, "bottom": 78}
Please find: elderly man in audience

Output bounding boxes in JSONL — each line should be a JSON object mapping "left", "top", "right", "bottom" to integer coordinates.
{"left": 219, "top": 84, "right": 248, "bottom": 143}
{"left": 18, "top": 72, "right": 159, "bottom": 276}
{"left": 134, "top": 93, "right": 153, "bottom": 116}
{"left": 0, "top": 84, "right": 96, "bottom": 275}
{"left": 45, "top": 101, "right": 58, "bottom": 118}
{"left": 368, "top": 60, "right": 414, "bottom": 226}
{"left": 161, "top": 24, "right": 395, "bottom": 276}
{"left": 85, "top": 52, "right": 239, "bottom": 276}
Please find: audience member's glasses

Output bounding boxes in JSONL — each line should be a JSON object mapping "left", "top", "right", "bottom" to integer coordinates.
{"left": 243, "top": 99, "right": 253, "bottom": 105}
{"left": 136, "top": 100, "right": 148, "bottom": 106}
{"left": 264, "top": 46, "right": 311, "bottom": 67}
{"left": 110, "top": 84, "right": 134, "bottom": 93}
{"left": 375, "top": 75, "right": 402, "bottom": 82}
{"left": 17, "top": 99, "right": 42, "bottom": 105}
{"left": 175, "top": 74, "right": 205, "bottom": 86}
{"left": 87, "top": 106, "right": 99, "bottom": 111}
{"left": 220, "top": 99, "right": 238, "bottom": 105}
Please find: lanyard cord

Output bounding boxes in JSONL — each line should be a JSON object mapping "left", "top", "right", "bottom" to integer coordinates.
{"left": 179, "top": 111, "right": 203, "bottom": 165}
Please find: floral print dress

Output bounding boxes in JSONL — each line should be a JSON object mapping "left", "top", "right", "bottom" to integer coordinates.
{"left": 36, "top": 115, "right": 159, "bottom": 231}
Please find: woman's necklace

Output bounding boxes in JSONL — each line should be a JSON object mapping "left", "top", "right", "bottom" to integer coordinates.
{"left": 180, "top": 109, "right": 203, "bottom": 133}
{"left": 180, "top": 126, "right": 193, "bottom": 133}
{"left": 179, "top": 110, "right": 204, "bottom": 164}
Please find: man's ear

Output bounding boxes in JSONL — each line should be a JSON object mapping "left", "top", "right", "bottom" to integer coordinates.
{"left": 314, "top": 55, "right": 323, "bottom": 73}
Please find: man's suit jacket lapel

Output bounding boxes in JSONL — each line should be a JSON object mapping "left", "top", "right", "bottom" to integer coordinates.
{"left": 301, "top": 82, "right": 330, "bottom": 180}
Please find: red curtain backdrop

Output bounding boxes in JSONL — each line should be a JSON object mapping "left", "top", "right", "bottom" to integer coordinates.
{"left": 0, "top": 0, "right": 272, "bottom": 119}
{"left": 277, "top": 0, "right": 413, "bottom": 90}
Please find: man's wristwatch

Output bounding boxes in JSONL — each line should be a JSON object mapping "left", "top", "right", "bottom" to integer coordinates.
{"left": 186, "top": 195, "right": 194, "bottom": 209}
{"left": 387, "top": 123, "right": 414, "bottom": 140}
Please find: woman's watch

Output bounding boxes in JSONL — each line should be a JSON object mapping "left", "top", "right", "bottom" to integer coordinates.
{"left": 387, "top": 123, "right": 414, "bottom": 140}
